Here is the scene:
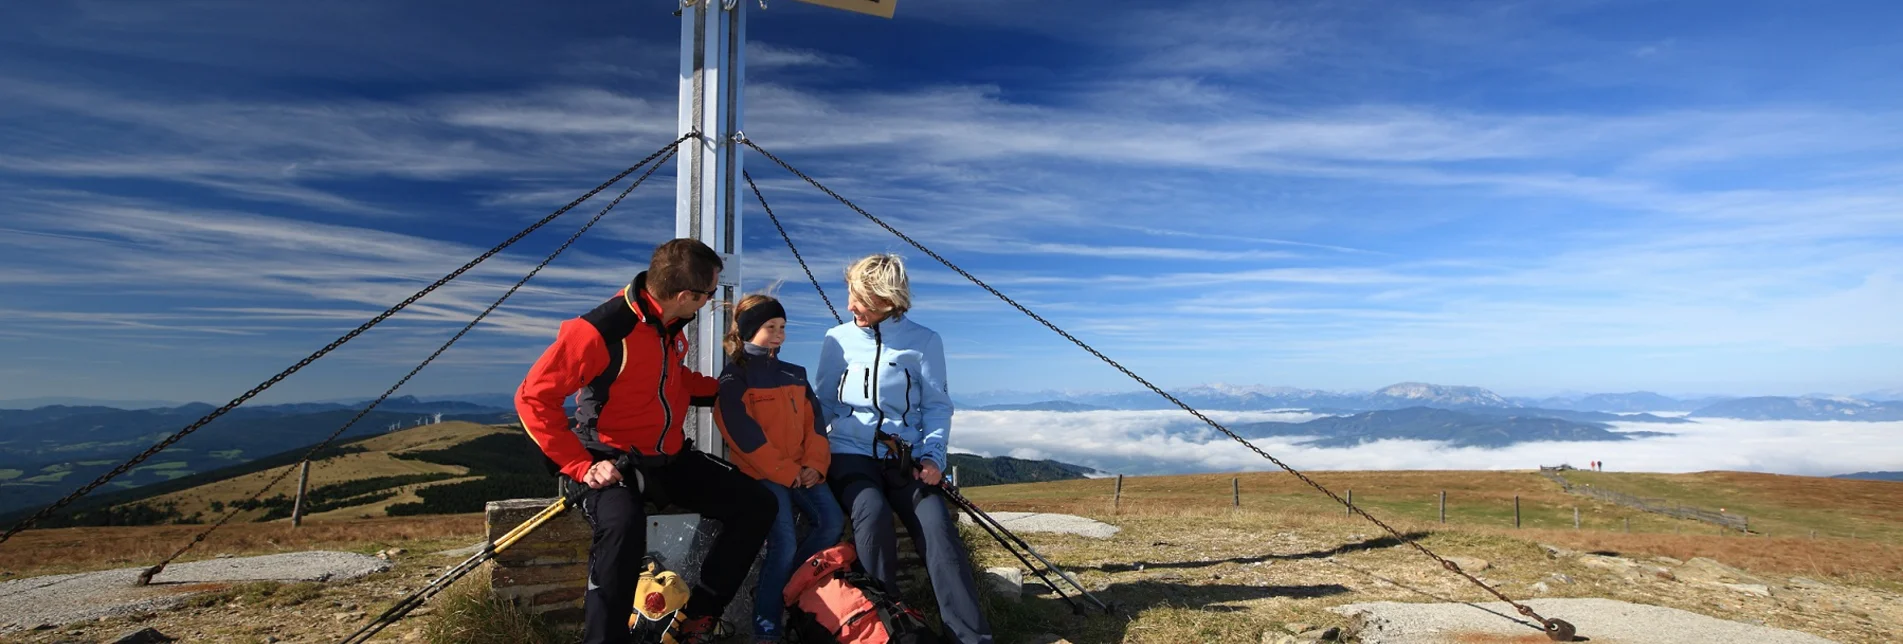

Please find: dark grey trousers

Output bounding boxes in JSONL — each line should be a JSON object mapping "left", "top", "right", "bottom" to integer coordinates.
{"left": 829, "top": 453, "right": 993, "bottom": 644}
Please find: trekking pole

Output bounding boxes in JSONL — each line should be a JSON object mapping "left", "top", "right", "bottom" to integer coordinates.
{"left": 944, "top": 490, "right": 1087, "bottom": 614}
{"left": 940, "top": 483, "right": 1113, "bottom": 614}
{"left": 337, "top": 489, "right": 582, "bottom": 644}
{"left": 338, "top": 456, "right": 629, "bottom": 644}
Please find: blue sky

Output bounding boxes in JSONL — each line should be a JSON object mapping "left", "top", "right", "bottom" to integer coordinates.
{"left": 2, "top": 0, "right": 1900, "bottom": 404}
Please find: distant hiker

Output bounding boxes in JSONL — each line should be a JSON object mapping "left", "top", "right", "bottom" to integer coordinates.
{"left": 714, "top": 293, "right": 847, "bottom": 644}
{"left": 516, "top": 238, "right": 775, "bottom": 644}
{"left": 817, "top": 253, "right": 993, "bottom": 644}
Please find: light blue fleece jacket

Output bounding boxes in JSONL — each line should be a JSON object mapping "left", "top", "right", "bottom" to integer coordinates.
{"left": 815, "top": 314, "right": 953, "bottom": 469}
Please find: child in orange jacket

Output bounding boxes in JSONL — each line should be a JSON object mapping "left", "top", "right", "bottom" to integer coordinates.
{"left": 714, "top": 294, "right": 846, "bottom": 643}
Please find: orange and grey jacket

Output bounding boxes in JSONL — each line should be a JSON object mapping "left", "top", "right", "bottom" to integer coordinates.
{"left": 714, "top": 343, "right": 830, "bottom": 487}
{"left": 515, "top": 272, "right": 720, "bottom": 481}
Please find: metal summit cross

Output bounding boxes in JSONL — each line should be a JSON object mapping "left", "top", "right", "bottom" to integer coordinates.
{"left": 673, "top": 0, "right": 894, "bottom": 451}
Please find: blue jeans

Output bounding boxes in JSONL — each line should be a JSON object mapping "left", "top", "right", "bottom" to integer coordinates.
{"left": 754, "top": 480, "right": 845, "bottom": 642}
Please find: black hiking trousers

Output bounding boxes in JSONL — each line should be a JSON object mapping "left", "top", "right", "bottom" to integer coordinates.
{"left": 830, "top": 453, "right": 993, "bottom": 644}
{"left": 575, "top": 451, "right": 776, "bottom": 644}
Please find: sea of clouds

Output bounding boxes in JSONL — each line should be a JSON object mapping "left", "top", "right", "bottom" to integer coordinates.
{"left": 948, "top": 410, "right": 1903, "bottom": 477}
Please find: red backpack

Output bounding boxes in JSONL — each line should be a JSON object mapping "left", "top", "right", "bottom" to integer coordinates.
{"left": 782, "top": 543, "right": 945, "bottom": 644}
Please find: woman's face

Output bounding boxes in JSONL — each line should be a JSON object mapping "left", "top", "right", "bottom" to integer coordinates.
{"left": 748, "top": 317, "right": 786, "bottom": 350}
{"left": 848, "top": 292, "right": 893, "bottom": 328}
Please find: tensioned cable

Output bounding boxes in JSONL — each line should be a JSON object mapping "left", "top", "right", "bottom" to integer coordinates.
{"left": 0, "top": 133, "right": 693, "bottom": 546}
{"left": 131, "top": 147, "right": 679, "bottom": 585}
{"left": 743, "top": 170, "right": 842, "bottom": 325}
{"left": 739, "top": 135, "right": 1575, "bottom": 640}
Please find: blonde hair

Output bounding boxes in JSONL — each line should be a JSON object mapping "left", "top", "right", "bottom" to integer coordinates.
{"left": 723, "top": 294, "right": 779, "bottom": 364}
{"left": 846, "top": 253, "right": 910, "bottom": 316}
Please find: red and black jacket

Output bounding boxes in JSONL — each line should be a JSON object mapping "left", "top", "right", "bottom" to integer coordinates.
{"left": 516, "top": 272, "right": 720, "bottom": 481}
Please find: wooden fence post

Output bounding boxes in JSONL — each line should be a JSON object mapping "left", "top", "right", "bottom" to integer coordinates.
{"left": 951, "top": 466, "right": 958, "bottom": 487}
{"left": 1513, "top": 496, "right": 1520, "bottom": 528}
{"left": 1232, "top": 478, "right": 1240, "bottom": 508}
{"left": 1346, "top": 489, "right": 1353, "bottom": 516}
{"left": 290, "top": 461, "right": 311, "bottom": 528}
{"left": 1624, "top": 517, "right": 1630, "bottom": 533}
{"left": 1113, "top": 474, "right": 1123, "bottom": 514}
{"left": 1573, "top": 506, "right": 1580, "bottom": 530}
{"left": 1438, "top": 491, "right": 1446, "bottom": 524}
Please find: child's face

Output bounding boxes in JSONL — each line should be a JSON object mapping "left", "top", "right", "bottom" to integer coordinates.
{"left": 749, "top": 317, "right": 787, "bottom": 350}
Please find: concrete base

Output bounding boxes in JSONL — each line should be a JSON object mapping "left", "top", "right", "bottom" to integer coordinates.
{"left": 957, "top": 511, "right": 1120, "bottom": 539}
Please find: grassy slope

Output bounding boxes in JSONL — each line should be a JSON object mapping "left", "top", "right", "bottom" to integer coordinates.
{"left": 1562, "top": 470, "right": 1903, "bottom": 541}
{"left": 967, "top": 469, "right": 1903, "bottom": 543}
{"left": 5, "top": 468, "right": 1902, "bottom": 643}
{"left": 960, "top": 470, "right": 1903, "bottom": 643}
{"left": 124, "top": 421, "right": 512, "bottom": 522}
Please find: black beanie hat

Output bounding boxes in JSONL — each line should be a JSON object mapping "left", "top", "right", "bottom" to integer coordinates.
{"left": 736, "top": 299, "right": 787, "bottom": 344}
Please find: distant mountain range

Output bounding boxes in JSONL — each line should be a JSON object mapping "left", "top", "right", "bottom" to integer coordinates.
{"left": 944, "top": 454, "right": 1100, "bottom": 486}
{"left": 1689, "top": 397, "right": 1903, "bottom": 422}
{"left": 0, "top": 397, "right": 514, "bottom": 517}
{"left": 1232, "top": 407, "right": 1670, "bottom": 448}
{"left": 972, "top": 401, "right": 1110, "bottom": 412}
{"left": 0, "top": 419, "right": 1103, "bottom": 527}
{"left": 958, "top": 383, "right": 1903, "bottom": 422}
{"left": 1832, "top": 471, "right": 1903, "bottom": 482}
{"left": 1510, "top": 391, "right": 1732, "bottom": 413}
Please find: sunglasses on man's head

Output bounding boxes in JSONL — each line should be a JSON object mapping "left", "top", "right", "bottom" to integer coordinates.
{"left": 691, "top": 286, "right": 719, "bottom": 299}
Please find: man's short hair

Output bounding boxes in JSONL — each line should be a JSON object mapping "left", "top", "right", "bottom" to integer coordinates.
{"left": 846, "top": 253, "right": 911, "bottom": 315}
{"left": 647, "top": 239, "right": 724, "bottom": 298}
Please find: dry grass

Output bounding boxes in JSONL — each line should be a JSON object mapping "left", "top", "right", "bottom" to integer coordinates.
{"left": 299, "top": 475, "right": 484, "bottom": 522}
{"left": 420, "top": 568, "right": 576, "bottom": 644}
{"left": 1564, "top": 470, "right": 1903, "bottom": 542}
{"left": 959, "top": 471, "right": 1903, "bottom": 642}
{"left": 0, "top": 514, "right": 484, "bottom": 578}
{"left": 956, "top": 503, "right": 1903, "bottom": 643}
{"left": 969, "top": 469, "right": 1903, "bottom": 544}
{"left": 134, "top": 421, "right": 508, "bottom": 520}
{"left": 1524, "top": 529, "right": 1903, "bottom": 587}
{"left": 967, "top": 474, "right": 1903, "bottom": 588}
{"left": 181, "top": 580, "right": 325, "bottom": 609}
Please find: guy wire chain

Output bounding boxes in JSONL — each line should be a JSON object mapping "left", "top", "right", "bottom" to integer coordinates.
{"left": 744, "top": 169, "right": 843, "bottom": 325}
{"left": 0, "top": 133, "right": 692, "bottom": 546}
{"left": 134, "top": 148, "right": 679, "bottom": 585}
{"left": 740, "top": 137, "right": 1566, "bottom": 634}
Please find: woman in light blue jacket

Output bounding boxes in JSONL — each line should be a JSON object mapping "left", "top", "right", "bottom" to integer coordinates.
{"left": 816, "top": 253, "right": 992, "bottom": 644}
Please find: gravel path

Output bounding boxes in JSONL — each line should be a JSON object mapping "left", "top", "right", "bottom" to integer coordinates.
{"left": 0, "top": 551, "right": 390, "bottom": 632}
{"left": 960, "top": 512, "right": 1120, "bottom": 539}
{"left": 1334, "top": 597, "right": 1838, "bottom": 644}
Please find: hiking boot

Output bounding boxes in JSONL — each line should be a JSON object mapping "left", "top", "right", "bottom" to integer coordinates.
{"left": 661, "top": 615, "right": 726, "bottom": 644}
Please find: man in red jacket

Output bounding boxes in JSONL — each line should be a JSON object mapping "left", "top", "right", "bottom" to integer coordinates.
{"left": 517, "top": 238, "right": 775, "bottom": 644}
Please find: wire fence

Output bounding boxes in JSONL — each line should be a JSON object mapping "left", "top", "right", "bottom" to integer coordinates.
{"left": 1538, "top": 467, "right": 1750, "bottom": 533}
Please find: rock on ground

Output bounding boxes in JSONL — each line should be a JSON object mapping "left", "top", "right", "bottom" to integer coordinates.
{"left": 1333, "top": 597, "right": 1837, "bottom": 644}
{"left": 982, "top": 567, "right": 1023, "bottom": 599}
{"left": 0, "top": 551, "right": 389, "bottom": 633}
{"left": 958, "top": 512, "right": 1119, "bottom": 539}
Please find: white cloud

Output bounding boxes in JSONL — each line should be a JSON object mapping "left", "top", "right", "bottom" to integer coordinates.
{"left": 949, "top": 410, "right": 1903, "bottom": 478}
{"left": 749, "top": 43, "right": 857, "bottom": 70}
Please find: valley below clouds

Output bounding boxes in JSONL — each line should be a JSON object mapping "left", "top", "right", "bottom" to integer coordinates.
{"left": 951, "top": 410, "right": 1903, "bottom": 477}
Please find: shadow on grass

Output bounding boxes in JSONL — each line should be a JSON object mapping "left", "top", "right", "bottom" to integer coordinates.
{"left": 1099, "top": 579, "right": 1352, "bottom": 611}
{"left": 981, "top": 580, "right": 1353, "bottom": 643}
{"left": 1087, "top": 532, "right": 1433, "bottom": 573}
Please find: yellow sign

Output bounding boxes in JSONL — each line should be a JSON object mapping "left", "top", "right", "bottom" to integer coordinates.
{"left": 794, "top": 0, "right": 896, "bottom": 19}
